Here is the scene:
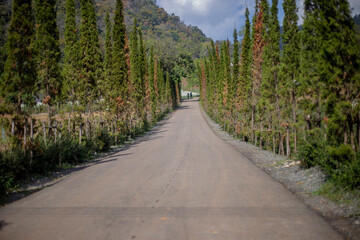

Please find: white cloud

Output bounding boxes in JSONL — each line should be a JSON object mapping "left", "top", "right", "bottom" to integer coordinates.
{"left": 157, "top": 0, "right": 360, "bottom": 40}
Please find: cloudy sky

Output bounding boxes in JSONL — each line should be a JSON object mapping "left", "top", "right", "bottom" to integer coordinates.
{"left": 157, "top": 0, "right": 360, "bottom": 41}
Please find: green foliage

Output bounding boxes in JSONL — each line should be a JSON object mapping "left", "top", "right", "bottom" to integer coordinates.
{"left": 79, "top": 0, "right": 103, "bottom": 107}
{"left": 297, "top": 129, "right": 328, "bottom": 168}
{"left": 1, "top": 0, "right": 37, "bottom": 114}
{"left": 92, "top": 129, "right": 113, "bottom": 152}
{"left": 34, "top": 0, "right": 61, "bottom": 109}
{"left": 62, "top": 0, "right": 80, "bottom": 104}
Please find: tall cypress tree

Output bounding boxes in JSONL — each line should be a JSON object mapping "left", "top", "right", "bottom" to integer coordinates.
{"left": 251, "top": 0, "right": 266, "bottom": 143}
{"left": 302, "top": 0, "right": 360, "bottom": 148}
{"left": 2, "top": 0, "right": 36, "bottom": 115}
{"left": 112, "top": 0, "right": 128, "bottom": 116}
{"left": 63, "top": 0, "right": 79, "bottom": 109}
{"left": 101, "top": 11, "right": 113, "bottom": 121}
{"left": 232, "top": 28, "right": 240, "bottom": 95}
{"left": 236, "top": 7, "right": 251, "bottom": 139}
{"left": 79, "top": 0, "right": 102, "bottom": 115}
{"left": 261, "top": 0, "right": 281, "bottom": 152}
{"left": 130, "top": 19, "right": 143, "bottom": 118}
{"left": 35, "top": 0, "right": 61, "bottom": 125}
{"left": 281, "top": 0, "right": 300, "bottom": 155}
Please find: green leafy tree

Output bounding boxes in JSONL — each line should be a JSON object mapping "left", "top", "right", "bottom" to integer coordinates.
{"left": 35, "top": 0, "right": 61, "bottom": 124}
{"left": 251, "top": 0, "right": 267, "bottom": 143}
{"left": 1, "top": 0, "right": 37, "bottom": 115}
{"left": 236, "top": 7, "right": 252, "bottom": 139}
{"left": 261, "top": 0, "right": 281, "bottom": 151}
{"left": 62, "top": 0, "right": 79, "bottom": 111}
{"left": 112, "top": 0, "right": 129, "bottom": 117}
{"left": 101, "top": 11, "right": 113, "bottom": 121}
{"left": 281, "top": 0, "right": 300, "bottom": 156}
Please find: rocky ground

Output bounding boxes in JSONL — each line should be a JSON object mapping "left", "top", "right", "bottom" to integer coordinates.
{"left": 201, "top": 109, "right": 360, "bottom": 240}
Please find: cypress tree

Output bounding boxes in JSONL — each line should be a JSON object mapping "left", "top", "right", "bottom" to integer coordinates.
{"left": 261, "top": 0, "right": 281, "bottom": 151}
{"left": 236, "top": 7, "right": 251, "bottom": 139}
{"left": 63, "top": 0, "right": 79, "bottom": 110}
{"left": 148, "top": 47, "right": 157, "bottom": 120}
{"left": 35, "top": 0, "right": 61, "bottom": 125}
{"left": 302, "top": 0, "right": 360, "bottom": 149}
{"left": 102, "top": 11, "right": 112, "bottom": 121}
{"left": 232, "top": 28, "right": 240, "bottom": 95}
{"left": 251, "top": 0, "right": 266, "bottom": 143}
{"left": 79, "top": 0, "right": 102, "bottom": 116}
{"left": 2, "top": 0, "right": 36, "bottom": 114}
{"left": 130, "top": 19, "right": 143, "bottom": 118}
{"left": 281, "top": 0, "right": 300, "bottom": 156}
{"left": 165, "top": 72, "right": 172, "bottom": 109}
{"left": 112, "top": 0, "right": 128, "bottom": 116}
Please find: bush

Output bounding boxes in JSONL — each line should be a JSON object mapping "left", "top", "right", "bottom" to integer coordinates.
{"left": 297, "top": 129, "right": 328, "bottom": 168}
{"left": 325, "top": 144, "right": 355, "bottom": 175}
{"left": 92, "top": 129, "right": 113, "bottom": 152}
{"left": 0, "top": 147, "right": 29, "bottom": 195}
{"left": 333, "top": 160, "right": 360, "bottom": 190}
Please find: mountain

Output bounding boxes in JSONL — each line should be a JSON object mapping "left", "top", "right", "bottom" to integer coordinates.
{"left": 354, "top": 14, "right": 360, "bottom": 25}
{"left": 0, "top": 0, "right": 211, "bottom": 79}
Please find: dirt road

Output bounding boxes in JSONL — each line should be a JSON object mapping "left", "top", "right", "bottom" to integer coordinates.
{"left": 0, "top": 99, "right": 342, "bottom": 240}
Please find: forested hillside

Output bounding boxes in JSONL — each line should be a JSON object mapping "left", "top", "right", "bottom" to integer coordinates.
{"left": 0, "top": 0, "right": 210, "bottom": 84}
{"left": 200, "top": 0, "right": 360, "bottom": 190}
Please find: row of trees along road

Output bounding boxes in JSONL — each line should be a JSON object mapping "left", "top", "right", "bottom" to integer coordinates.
{"left": 1, "top": 0, "right": 180, "bottom": 142}
{"left": 200, "top": 0, "right": 360, "bottom": 189}
{"left": 0, "top": 0, "right": 181, "bottom": 195}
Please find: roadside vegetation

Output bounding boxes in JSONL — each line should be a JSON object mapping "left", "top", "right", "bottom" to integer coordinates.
{"left": 0, "top": 0, "right": 193, "bottom": 199}
{"left": 199, "top": 0, "right": 360, "bottom": 193}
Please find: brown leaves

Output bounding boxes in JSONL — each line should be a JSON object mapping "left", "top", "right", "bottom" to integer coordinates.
{"left": 42, "top": 95, "right": 51, "bottom": 104}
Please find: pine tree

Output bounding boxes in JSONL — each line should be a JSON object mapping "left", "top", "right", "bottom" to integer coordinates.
{"left": 148, "top": 47, "right": 157, "bottom": 120}
{"left": 0, "top": 1, "right": 11, "bottom": 77}
{"left": 112, "top": 0, "right": 128, "bottom": 116}
{"left": 302, "top": 0, "right": 360, "bottom": 149}
{"left": 261, "top": 0, "right": 281, "bottom": 152}
{"left": 101, "top": 11, "right": 113, "bottom": 122}
{"left": 281, "top": 0, "right": 300, "bottom": 156}
{"left": 251, "top": 0, "right": 266, "bottom": 143}
{"left": 1, "top": 0, "right": 36, "bottom": 115}
{"left": 232, "top": 28, "right": 240, "bottom": 96}
{"left": 129, "top": 19, "right": 145, "bottom": 120}
{"left": 79, "top": 0, "right": 103, "bottom": 116}
{"left": 165, "top": 71, "right": 172, "bottom": 109}
{"left": 63, "top": 0, "right": 79, "bottom": 111}
{"left": 236, "top": 7, "right": 251, "bottom": 139}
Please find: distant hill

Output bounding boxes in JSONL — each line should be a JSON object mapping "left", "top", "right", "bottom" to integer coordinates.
{"left": 354, "top": 14, "right": 360, "bottom": 25}
{"left": 0, "top": 0, "right": 211, "bottom": 79}
{"left": 54, "top": 0, "right": 211, "bottom": 59}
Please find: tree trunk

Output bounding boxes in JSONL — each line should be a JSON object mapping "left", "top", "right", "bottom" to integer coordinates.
{"left": 292, "top": 89, "right": 297, "bottom": 154}
{"left": 23, "top": 118, "right": 27, "bottom": 149}
{"left": 115, "top": 120, "right": 118, "bottom": 145}
{"left": 11, "top": 119, "right": 15, "bottom": 136}
{"left": 79, "top": 123, "right": 82, "bottom": 144}
{"left": 286, "top": 127, "right": 291, "bottom": 158}
{"left": 273, "top": 134, "right": 276, "bottom": 154}
{"left": 43, "top": 121, "right": 47, "bottom": 145}
{"left": 54, "top": 121, "right": 57, "bottom": 143}
{"left": 260, "top": 122, "right": 263, "bottom": 149}
{"left": 68, "top": 115, "right": 71, "bottom": 133}
{"left": 279, "top": 133, "right": 284, "bottom": 156}
{"left": 251, "top": 105, "right": 255, "bottom": 143}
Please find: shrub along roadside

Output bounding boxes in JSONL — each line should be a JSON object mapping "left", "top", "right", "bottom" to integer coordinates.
{"left": 0, "top": 111, "right": 173, "bottom": 201}
{"left": 297, "top": 129, "right": 360, "bottom": 190}
{"left": 0, "top": 129, "right": 113, "bottom": 199}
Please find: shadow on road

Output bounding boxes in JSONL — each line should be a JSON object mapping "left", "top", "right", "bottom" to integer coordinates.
{"left": 1, "top": 110, "right": 173, "bottom": 207}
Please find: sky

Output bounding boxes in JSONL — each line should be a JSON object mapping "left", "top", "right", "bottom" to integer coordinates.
{"left": 157, "top": 0, "right": 360, "bottom": 41}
